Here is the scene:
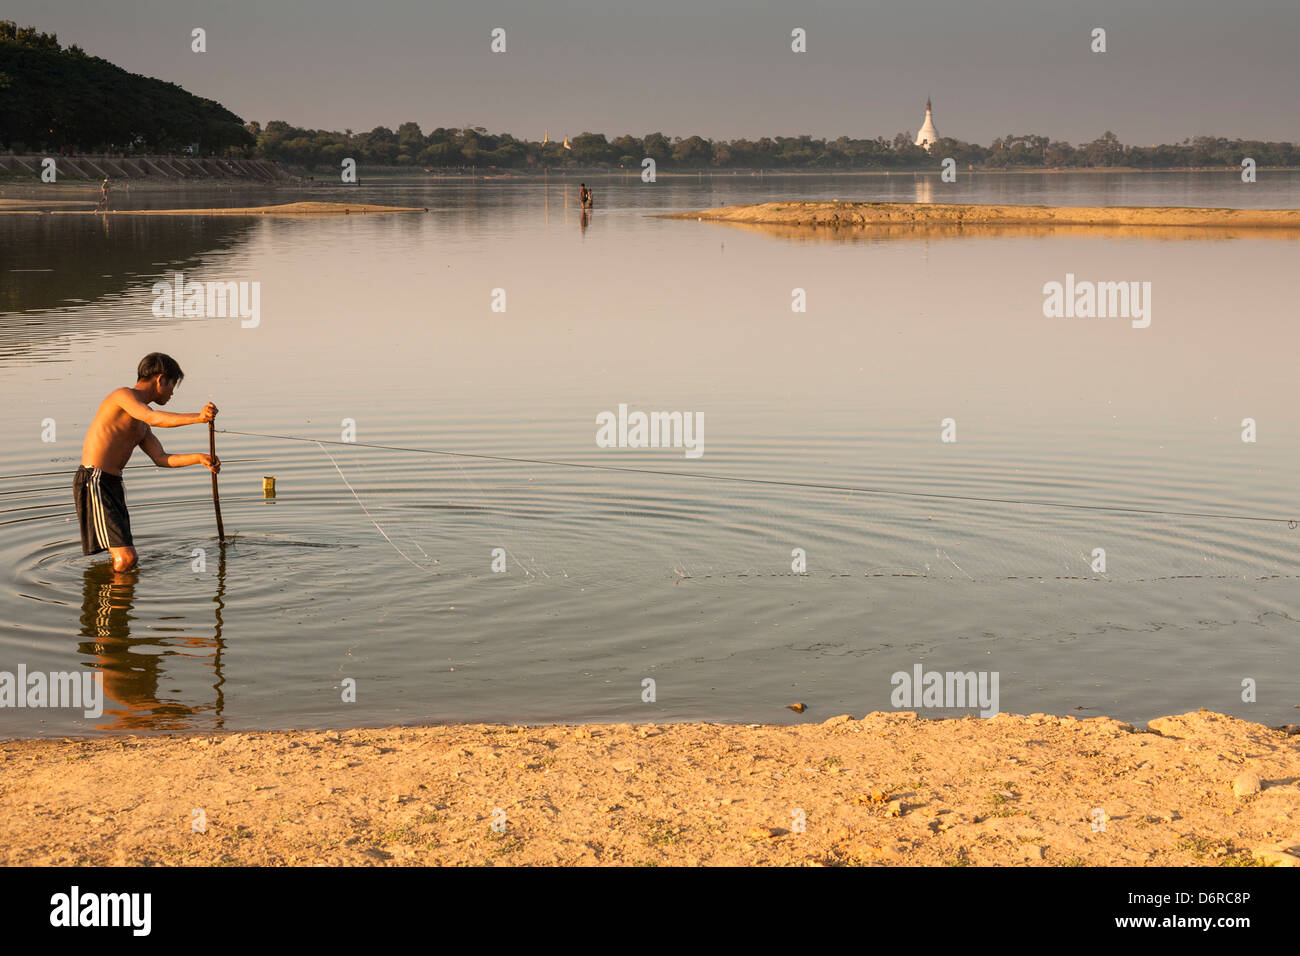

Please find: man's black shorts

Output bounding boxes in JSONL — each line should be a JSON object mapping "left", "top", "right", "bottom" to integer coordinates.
{"left": 74, "top": 465, "right": 133, "bottom": 555}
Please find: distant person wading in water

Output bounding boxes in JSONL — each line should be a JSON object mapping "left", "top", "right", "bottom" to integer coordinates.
{"left": 579, "top": 183, "right": 592, "bottom": 208}
{"left": 75, "top": 353, "right": 220, "bottom": 572}
{"left": 99, "top": 177, "right": 110, "bottom": 211}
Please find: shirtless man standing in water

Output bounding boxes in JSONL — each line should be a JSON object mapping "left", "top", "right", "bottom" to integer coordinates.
{"left": 75, "top": 352, "right": 220, "bottom": 572}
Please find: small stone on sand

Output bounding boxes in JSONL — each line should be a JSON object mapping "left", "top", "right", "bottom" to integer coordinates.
{"left": 1233, "top": 772, "right": 1262, "bottom": 797}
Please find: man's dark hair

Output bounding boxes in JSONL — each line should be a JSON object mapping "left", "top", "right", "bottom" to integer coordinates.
{"left": 137, "top": 352, "right": 183, "bottom": 386}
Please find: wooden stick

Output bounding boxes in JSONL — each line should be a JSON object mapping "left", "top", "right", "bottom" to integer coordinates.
{"left": 209, "top": 421, "right": 225, "bottom": 542}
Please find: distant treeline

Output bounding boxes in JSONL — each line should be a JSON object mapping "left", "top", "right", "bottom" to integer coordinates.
{"left": 254, "top": 123, "right": 1300, "bottom": 172}
{"left": 0, "top": 21, "right": 252, "bottom": 154}
{"left": 2, "top": 21, "right": 1295, "bottom": 171}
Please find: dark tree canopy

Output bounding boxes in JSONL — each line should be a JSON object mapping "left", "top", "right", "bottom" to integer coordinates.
{"left": 0, "top": 20, "right": 254, "bottom": 153}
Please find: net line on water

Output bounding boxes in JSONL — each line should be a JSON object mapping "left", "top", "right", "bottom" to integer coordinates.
{"left": 313, "top": 441, "right": 435, "bottom": 574}
{"left": 317, "top": 439, "right": 543, "bottom": 578}
{"left": 0, "top": 458, "right": 272, "bottom": 482}
{"left": 438, "top": 447, "right": 542, "bottom": 579}
{"left": 214, "top": 428, "right": 1299, "bottom": 529}
{"left": 0, "top": 429, "right": 1290, "bottom": 579}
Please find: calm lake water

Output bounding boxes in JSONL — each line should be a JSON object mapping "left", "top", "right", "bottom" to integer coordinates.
{"left": 2, "top": 171, "right": 1299, "bottom": 736}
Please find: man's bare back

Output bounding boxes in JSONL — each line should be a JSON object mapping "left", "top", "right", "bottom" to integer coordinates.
{"left": 76, "top": 354, "right": 219, "bottom": 572}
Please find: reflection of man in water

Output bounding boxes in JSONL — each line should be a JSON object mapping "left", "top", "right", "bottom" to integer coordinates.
{"left": 79, "top": 565, "right": 187, "bottom": 730}
{"left": 78, "top": 561, "right": 223, "bottom": 731}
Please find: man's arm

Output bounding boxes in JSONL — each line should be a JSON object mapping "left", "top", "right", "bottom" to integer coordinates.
{"left": 140, "top": 428, "right": 220, "bottom": 472}
{"left": 113, "top": 389, "right": 215, "bottom": 428}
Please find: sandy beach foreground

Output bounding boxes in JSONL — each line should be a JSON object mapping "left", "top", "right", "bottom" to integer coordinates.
{"left": 663, "top": 201, "right": 1300, "bottom": 230}
{"left": 2, "top": 711, "right": 1297, "bottom": 867}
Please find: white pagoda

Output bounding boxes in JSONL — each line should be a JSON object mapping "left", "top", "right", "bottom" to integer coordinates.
{"left": 914, "top": 97, "right": 939, "bottom": 150}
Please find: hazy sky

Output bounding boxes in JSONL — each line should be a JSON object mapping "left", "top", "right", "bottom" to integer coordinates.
{"left": 13, "top": 0, "right": 1299, "bottom": 144}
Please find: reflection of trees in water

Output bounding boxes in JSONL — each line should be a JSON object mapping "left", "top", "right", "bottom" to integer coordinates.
{"left": 77, "top": 544, "right": 226, "bottom": 732}
{"left": 0, "top": 215, "right": 256, "bottom": 360}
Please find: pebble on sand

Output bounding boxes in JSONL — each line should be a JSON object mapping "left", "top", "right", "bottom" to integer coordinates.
{"left": 1233, "top": 772, "right": 1262, "bottom": 797}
